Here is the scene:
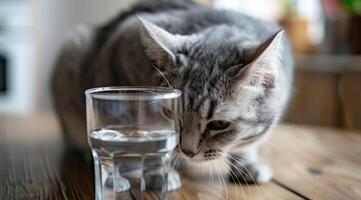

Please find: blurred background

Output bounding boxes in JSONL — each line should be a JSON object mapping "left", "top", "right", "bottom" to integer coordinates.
{"left": 0, "top": 0, "right": 360, "bottom": 129}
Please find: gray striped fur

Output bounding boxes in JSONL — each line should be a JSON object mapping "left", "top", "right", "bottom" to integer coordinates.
{"left": 52, "top": 0, "right": 293, "bottom": 185}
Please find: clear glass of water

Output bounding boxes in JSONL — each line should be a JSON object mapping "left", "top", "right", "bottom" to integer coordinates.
{"left": 85, "top": 87, "right": 181, "bottom": 200}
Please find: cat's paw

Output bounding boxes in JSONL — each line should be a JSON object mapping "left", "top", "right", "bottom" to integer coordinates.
{"left": 144, "top": 167, "right": 181, "bottom": 191}
{"left": 229, "top": 161, "right": 273, "bottom": 184}
{"left": 168, "top": 168, "right": 182, "bottom": 191}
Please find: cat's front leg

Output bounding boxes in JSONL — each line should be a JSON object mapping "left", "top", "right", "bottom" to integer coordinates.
{"left": 228, "top": 146, "right": 273, "bottom": 184}
{"left": 143, "top": 163, "right": 182, "bottom": 191}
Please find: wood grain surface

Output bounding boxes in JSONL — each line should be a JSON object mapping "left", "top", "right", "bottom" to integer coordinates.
{"left": 262, "top": 125, "right": 361, "bottom": 200}
{"left": 0, "top": 113, "right": 360, "bottom": 199}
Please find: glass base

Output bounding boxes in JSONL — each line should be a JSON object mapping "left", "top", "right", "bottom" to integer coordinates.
{"left": 92, "top": 150, "right": 175, "bottom": 200}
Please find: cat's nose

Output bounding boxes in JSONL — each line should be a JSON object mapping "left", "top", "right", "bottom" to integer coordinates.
{"left": 182, "top": 149, "right": 198, "bottom": 158}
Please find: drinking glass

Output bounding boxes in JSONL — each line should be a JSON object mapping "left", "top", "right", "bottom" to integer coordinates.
{"left": 85, "top": 87, "right": 182, "bottom": 200}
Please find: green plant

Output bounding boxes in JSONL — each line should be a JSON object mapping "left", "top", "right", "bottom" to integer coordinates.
{"left": 339, "top": 0, "right": 361, "bottom": 15}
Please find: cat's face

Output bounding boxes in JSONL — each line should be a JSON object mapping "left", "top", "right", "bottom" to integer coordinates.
{"left": 140, "top": 17, "right": 286, "bottom": 161}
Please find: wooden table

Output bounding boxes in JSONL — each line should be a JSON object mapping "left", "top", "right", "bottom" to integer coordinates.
{"left": 0, "top": 114, "right": 360, "bottom": 199}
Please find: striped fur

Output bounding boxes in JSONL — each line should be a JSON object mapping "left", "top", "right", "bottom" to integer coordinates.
{"left": 52, "top": 0, "right": 293, "bottom": 185}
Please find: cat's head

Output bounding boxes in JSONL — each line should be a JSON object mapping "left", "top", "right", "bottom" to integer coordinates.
{"left": 139, "top": 18, "right": 288, "bottom": 161}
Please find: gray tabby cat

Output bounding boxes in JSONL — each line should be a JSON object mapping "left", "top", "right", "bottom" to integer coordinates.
{"left": 52, "top": 0, "right": 293, "bottom": 187}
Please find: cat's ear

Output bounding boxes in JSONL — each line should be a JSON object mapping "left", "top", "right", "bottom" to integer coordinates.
{"left": 138, "top": 17, "right": 188, "bottom": 67}
{"left": 228, "top": 30, "right": 286, "bottom": 89}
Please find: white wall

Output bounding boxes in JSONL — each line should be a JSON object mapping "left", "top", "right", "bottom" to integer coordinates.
{"left": 33, "top": 0, "right": 138, "bottom": 112}
{"left": 0, "top": 1, "right": 35, "bottom": 115}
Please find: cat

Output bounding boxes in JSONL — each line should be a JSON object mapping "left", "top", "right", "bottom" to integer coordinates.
{"left": 51, "top": 0, "right": 293, "bottom": 189}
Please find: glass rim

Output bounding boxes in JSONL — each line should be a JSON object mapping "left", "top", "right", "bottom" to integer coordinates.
{"left": 85, "top": 86, "right": 182, "bottom": 101}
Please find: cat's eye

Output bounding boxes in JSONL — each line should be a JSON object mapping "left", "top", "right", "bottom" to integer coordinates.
{"left": 207, "top": 120, "right": 231, "bottom": 130}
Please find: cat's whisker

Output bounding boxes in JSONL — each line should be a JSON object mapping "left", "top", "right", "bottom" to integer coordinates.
{"left": 143, "top": 99, "right": 166, "bottom": 107}
{"left": 206, "top": 163, "right": 213, "bottom": 193}
{"left": 212, "top": 156, "right": 224, "bottom": 197}
{"left": 218, "top": 157, "right": 246, "bottom": 200}
{"left": 152, "top": 65, "right": 172, "bottom": 88}
{"left": 210, "top": 161, "right": 215, "bottom": 189}
{"left": 220, "top": 152, "right": 256, "bottom": 195}
{"left": 226, "top": 153, "right": 261, "bottom": 195}
{"left": 200, "top": 164, "right": 207, "bottom": 191}
{"left": 225, "top": 163, "right": 245, "bottom": 200}
{"left": 218, "top": 153, "right": 250, "bottom": 197}
{"left": 220, "top": 153, "right": 248, "bottom": 200}
{"left": 215, "top": 160, "right": 228, "bottom": 200}
{"left": 224, "top": 154, "right": 255, "bottom": 183}
{"left": 212, "top": 155, "right": 229, "bottom": 200}
{"left": 206, "top": 162, "right": 210, "bottom": 186}
{"left": 231, "top": 158, "right": 257, "bottom": 185}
